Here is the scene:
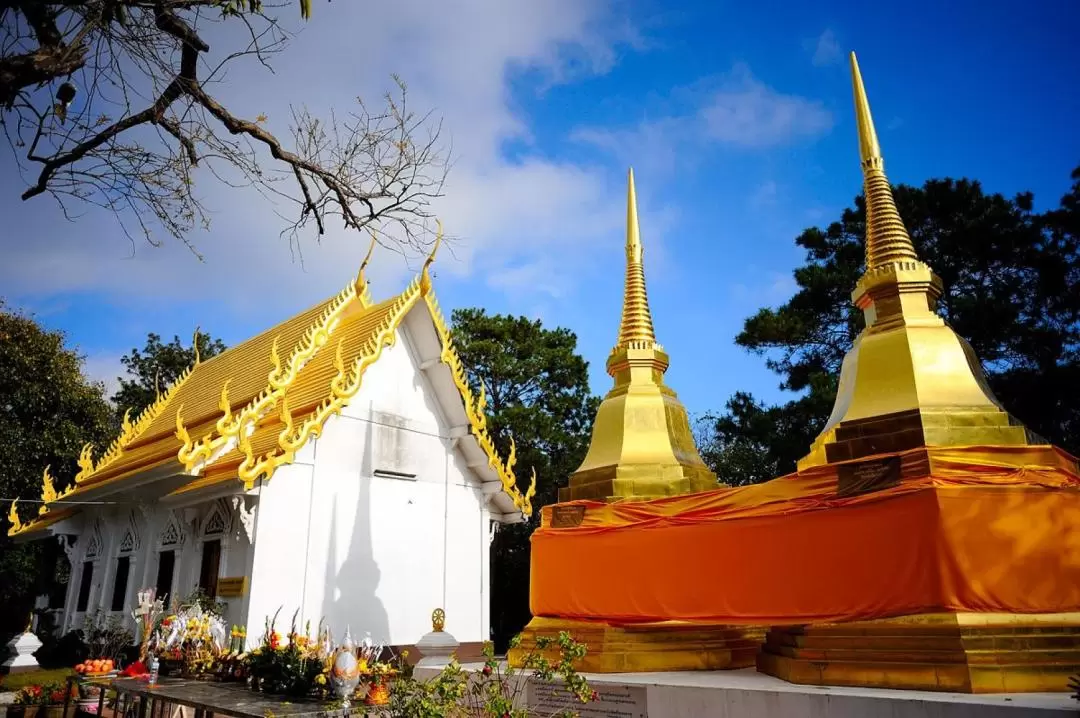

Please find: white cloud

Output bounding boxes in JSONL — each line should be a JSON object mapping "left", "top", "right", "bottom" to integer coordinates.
{"left": 701, "top": 64, "right": 833, "bottom": 147}
{"left": 805, "top": 29, "right": 842, "bottom": 67}
{"left": 0, "top": 0, "right": 632, "bottom": 317}
{"left": 572, "top": 63, "right": 833, "bottom": 169}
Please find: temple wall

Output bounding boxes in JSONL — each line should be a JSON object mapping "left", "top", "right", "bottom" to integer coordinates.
{"left": 246, "top": 325, "right": 490, "bottom": 649}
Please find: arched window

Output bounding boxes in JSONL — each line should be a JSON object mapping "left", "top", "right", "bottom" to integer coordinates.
{"left": 76, "top": 520, "right": 104, "bottom": 613}
{"left": 110, "top": 513, "right": 140, "bottom": 612}
{"left": 155, "top": 511, "right": 187, "bottom": 607}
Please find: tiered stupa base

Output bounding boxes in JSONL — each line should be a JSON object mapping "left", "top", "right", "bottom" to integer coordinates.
{"left": 509, "top": 617, "right": 763, "bottom": 673}
{"left": 524, "top": 445, "right": 1080, "bottom": 692}
{"left": 758, "top": 611, "right": 1080, "bottom": 693}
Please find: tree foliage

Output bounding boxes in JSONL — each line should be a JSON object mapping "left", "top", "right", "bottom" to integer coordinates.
{"left": 1, "top": 1, "right": 447, "bottom": 252}
{"left": 449, "top": 308, "right": 598, "bottom": 650}
{"left": 0, "top": 304, "right": 115, "bottom": 640}
{"left": 699, "top": 165, "right": 1080, "bottom": 485}
{"left": 112, "top": 330, "right": 226, "bottom": 421}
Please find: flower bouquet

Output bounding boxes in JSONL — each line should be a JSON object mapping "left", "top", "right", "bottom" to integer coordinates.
{"left": 355, "top": 634, "right": 397, "bottom": 706}
{"left": 211, "top": 625, "right": 249, "bottom": 682}
{"left": 156, "top": 603, "right": 229, "bottom": 679}
{"left": 244, "top": 610, "right": 333, "bottom": 699}
{"left": 130, "top": 588, "right": 166, "bottom": 669}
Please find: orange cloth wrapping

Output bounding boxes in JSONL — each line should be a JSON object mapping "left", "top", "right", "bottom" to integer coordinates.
{"left": 530, "top": 446, "right": 1080, "bottom": 625}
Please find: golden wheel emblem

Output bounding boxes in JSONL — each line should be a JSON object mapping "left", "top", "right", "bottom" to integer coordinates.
{"left": 432, "top": 608, "right": 446, "bottom": 632}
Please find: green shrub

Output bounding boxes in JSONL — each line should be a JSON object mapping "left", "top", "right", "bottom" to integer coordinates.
{"left": 389, "top": 632, "right": 595, "bottom": 718}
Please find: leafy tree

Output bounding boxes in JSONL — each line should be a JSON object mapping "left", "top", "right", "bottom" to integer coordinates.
{"left": 450, "top": 309, "right": 598, "bottom": 650}
{"left": 112, "top": 331, "right": 226, "bottom": 421}
{"left": 699, "top": 166, "right": 1080, "bottom": 484}
{"left": 1, "top": 1, "right": 446, "bottom": 252}
{"left": 0, "top": 304, "right": 115, "bottom": 640}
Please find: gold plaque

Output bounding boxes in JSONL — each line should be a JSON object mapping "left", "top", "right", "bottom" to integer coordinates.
{"left": 837, "top": 456, "right": 901, "bottom": 498}
{"left": 216, "top": 576, "right": 247, "bottom": 598}
{"left": 550, "top": 505, "right": 586, "bottom": 528}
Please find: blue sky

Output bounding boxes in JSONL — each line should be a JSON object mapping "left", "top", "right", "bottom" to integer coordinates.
{"left": 2, "top": 0, "right": 1078, "bottom": 422}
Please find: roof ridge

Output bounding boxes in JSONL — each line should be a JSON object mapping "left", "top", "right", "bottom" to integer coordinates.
{"left": 422, "top": 293, "right": 535, "bottom": 518}
{"left": 235, "top": 275, "right": 425, "bottom": 489}
{"left": 177, "top": 278, "right": 361, "bottom": 474}
{"left": 74, "top": 360, "right": 199, "bottom": 486}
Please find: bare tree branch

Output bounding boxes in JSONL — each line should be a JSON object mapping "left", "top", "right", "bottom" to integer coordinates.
{"left": 1, "top": 0, "right": 448, "bottom": 254}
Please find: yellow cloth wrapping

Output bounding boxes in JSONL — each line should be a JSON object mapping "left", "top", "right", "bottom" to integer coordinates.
{"left": 529, "top": 446, "right": 1080, "bottom": 625}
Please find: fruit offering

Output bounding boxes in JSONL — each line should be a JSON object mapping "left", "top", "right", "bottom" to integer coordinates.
{"left": 74, "top": 658, "right": 115, "bottom": 675}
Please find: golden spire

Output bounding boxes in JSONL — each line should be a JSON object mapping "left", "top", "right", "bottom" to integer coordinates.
{"left": 850, "top": 52, "right": 919, "bottom": 270}
{"left": 614, "top": 168, "right": 658, "bottom": 352}
{"left": 193, "top": 326, "right": 202, "bottom": 364}
{"left": 564, "top": 168, "right": 717, "bottom": 502}
{"left": 796, "top": 53, "right": 1032, "bottom": 471}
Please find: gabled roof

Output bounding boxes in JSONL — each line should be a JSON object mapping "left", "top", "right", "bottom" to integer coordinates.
{"left": 7, "top": 238, "right": 534, "bottom": 539}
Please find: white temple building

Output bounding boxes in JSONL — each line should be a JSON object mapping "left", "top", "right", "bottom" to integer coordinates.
{"left": 7, "top": 240, "right": 533, "bottom": 653}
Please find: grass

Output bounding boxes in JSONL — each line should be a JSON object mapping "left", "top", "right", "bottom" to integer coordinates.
{"left": 0, "top": 667, "right": 75, "bottom": 692}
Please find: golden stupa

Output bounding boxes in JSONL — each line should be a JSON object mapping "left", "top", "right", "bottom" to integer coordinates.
{"left": 511, "top": 169, "right": 762, "bottom": 672}
{"left": 562, "top": 169, "right": 718, "bottom": 502}
{"left": 514, "top": 53, "right": 1080, "bottom": 692}
{"left": 798, "top": 53, "right": 1038, "bottom": 472}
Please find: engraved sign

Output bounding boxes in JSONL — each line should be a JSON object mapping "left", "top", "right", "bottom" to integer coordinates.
{"left": 216, "top": 576, "right": 247, "bottom": 598}
{"left": 837, "top": 455, "right": 901, "bottom": 498}
{"left": 550, "top": 505, "right": 586, "bottom": 528}
{"left": 527, "top": 681, "right": 647, "bottom": 718}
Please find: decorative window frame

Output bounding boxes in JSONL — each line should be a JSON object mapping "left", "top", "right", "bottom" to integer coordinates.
{"left": 187, "top": 499, "right": 232, "bottom": 599}
{"left": 200, "top": 499, "right": 233, "bottom": 539}
{"left": 71, "top": 517, "right": 105, "bottom": 620}
{"left": 118, "top": 511, "right": 140, "bottom": 556}
{"left": 153, "top": 509, "right": 187, "bottom": 604}
{"left": 104, "top": 511, "right": 142, "bottom": 616}
{"left": 82, "top": 518, "right": 104, "bottom": 561}
{"left": 158, "top": 510, "right": 188, "bottom": 551}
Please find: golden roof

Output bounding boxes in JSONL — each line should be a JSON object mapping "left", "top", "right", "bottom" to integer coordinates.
{"left": 9, "top": 234, "right": 534, "bottom": 537}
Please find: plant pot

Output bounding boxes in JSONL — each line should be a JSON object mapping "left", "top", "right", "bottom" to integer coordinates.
{"left": 363, "top": 677, "right": 390, "bottom": 706}
{"left": 9, "top": 706, "right": 73, "bottom": 718}
{"left": 36, "top": 705, "right": 72, "bottom": 718}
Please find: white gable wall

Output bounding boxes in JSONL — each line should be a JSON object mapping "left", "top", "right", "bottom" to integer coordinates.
{"left": 246, "top": 320, "right": 490, "bottom": 648}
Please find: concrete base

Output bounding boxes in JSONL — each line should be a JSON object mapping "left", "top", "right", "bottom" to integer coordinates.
{"left": 419, "top": 662, "right": 1078, "bottom": 717}
{"left": 2, "top": 631, "right": 42, "bottom": 674}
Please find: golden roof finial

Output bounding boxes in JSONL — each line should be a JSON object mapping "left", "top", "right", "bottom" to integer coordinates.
{"left": 7, "top": 498, "right": 21, "bottom": 533}
{"left": 355, "top": 231, "right": 378, "bottom": 296}
{"left": 420, "top": 220, "right": 443, "bottom": 296}
{"left": 614, "top": 168, "right": 658, "bottom": 350}
{"left": 432, "top": 607, "right": 445, "bottom": 632}
{"left": 849, "top": 52, "right": 920, "bottom": 270}
{"left": 193, "top": 325, "right": 202, "bottom": 365}
{"left": 40, "top": 466, "right": 58, "bottom": 515}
